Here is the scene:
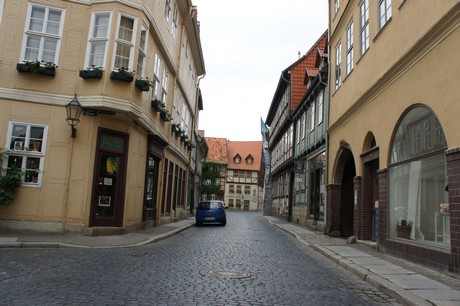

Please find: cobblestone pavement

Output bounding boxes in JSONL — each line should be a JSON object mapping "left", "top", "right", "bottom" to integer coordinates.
{"left": 0, "top": 211, "right": 400, "bottom": 305}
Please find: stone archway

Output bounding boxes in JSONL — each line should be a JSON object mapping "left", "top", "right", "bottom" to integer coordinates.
{"left": 328, "top": 143, "right": 356, "bottom": 237}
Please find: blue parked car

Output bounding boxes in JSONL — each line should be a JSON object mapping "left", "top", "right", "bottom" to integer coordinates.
{"left": 196, "top": 200, "right": 226, "bottom": 226}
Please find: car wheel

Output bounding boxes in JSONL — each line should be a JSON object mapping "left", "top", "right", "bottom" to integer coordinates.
{"left": 221, "top": 220, "right": 226, "bottom": 226}
{"left": 196, "top": 222, "right": 202, "bottom": 227}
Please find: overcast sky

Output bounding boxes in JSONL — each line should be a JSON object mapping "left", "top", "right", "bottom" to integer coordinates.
{"left": 193, "top": 0, "right": 328, "bottom": 141}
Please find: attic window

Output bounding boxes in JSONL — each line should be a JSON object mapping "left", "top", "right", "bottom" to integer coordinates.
{"left": 234, "top": 154, "right": 241, "bottom": 164}
{"left": 246, "top": 155, "right": 253, "bottom": 164}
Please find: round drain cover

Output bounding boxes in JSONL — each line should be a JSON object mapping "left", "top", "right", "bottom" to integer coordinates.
{"left": 207, "top": 270, "right": 251, "bottom": 279}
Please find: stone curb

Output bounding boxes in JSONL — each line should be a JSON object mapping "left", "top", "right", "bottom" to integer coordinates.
{"left": 0, "top": 222, "right": 196, "bottom": 249}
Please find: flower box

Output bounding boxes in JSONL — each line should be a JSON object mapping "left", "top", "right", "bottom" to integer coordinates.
{"left": 17, "top": 62, "right": 56, "bottom": 76}
{"left": 135, "top": 79, "right": 150, "bottom": 91}
{"left": 79, "top": 69, "right": 103, "bottom": 79}
{"left": 172, "top": 123, "right": 181, "bottom": 134}
{"left": 160, "top": 110, "right": 171, "bottom": 122}
{"left": 110, "top": 70, "right": 133, "bottom": 82}
{"left": 151, "top": 99, "right": 165, "bottom": 112}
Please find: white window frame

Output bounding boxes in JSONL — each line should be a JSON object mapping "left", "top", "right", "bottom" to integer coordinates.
{"left": 335, "top": 43, "right": 342, "bottom": 90}
{"left": 310, "top": 102, "right": 316, "bottom": 132}
{"left": 165, "top": 0, "right": 171, "bottom": 23}
{"left": 334, "top": 0, "right": 340, "bottom": 15}
{"left": 85, "top": 11, "right": 111, "bottom": 69}
{"left": 378, "top": 0, "right": 392, "bottom": 30}
{"left": 317, "top": 90, "right": 324, "bottom": 125}
{"left": 171, "top": 3, "right": 178, "bottom": 40}
{"left": 346, "top": 21, "right": 354, "bottom": 75}
{"left": 360, "top": 0, "right": 370, "bottom": 55}
{"left": 296, "top": 120, "right": 300, "bottom": 144}
{"left": 136, "top": 23, "right": 148, "bottom": 78}
{"left": 0, "top": 0, "right": 4, "bottom": 26}
{"left": 161, "top": 68, "right": 169, "bottom": 105}
{"left": 4, "top": 121, "right": 48, "bottom": 187}
{"left": 113, "top": 13, "right": 137, "bottom": 71}
{"left": 300, "top": 113, "right": 305, "bottom": 140}
{"left": 20, "top": 3, "right": 65, "bottom": 64}
{"left": 152, "top": 52, "right": 162, "bottom": 99}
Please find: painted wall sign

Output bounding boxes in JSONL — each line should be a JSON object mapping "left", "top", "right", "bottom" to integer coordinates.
{"left": 100, "top": 135, "right": 124, "bottom": 153}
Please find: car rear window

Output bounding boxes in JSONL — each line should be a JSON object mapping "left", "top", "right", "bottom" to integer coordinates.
{"left": 198, "top": 201, "right": 223, "bottom": 210}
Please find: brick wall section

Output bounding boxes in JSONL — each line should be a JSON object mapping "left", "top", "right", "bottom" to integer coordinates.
{"left": 447, "top": 148, "right": 460, "bottom": 273}
{"left": 327, "top": 184, "right": 341, "bottom": 236}
{"left": 353, "top": 176, "right": 362, "bottom": 239}
{"left": 377, "top": 169, "right": 388, "bottom": 243}
{"left": 362, "top": 166, "right": 373, "bottom": 240}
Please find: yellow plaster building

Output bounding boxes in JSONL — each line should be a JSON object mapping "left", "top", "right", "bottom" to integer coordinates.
{"left": 0, "top": 0, "right": 205, "bottom": 234}
{"left": 327, "top": 0, "right": 460, "bottom": 272}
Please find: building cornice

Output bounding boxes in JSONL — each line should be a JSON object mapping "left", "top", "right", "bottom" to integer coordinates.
{"left": 0, "top": 88, "right": 168, "bottom": 143}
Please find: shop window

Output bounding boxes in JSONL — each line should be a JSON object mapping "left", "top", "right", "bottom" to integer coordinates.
{"left": 389, "top": 106, "right": 449, "bottom": 246}
{"left": 4, "top": 121, "right": 48, "bottom": 186}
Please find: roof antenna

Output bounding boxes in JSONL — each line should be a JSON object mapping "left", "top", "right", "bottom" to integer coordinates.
{"left": 298, "top": 51, "right": 301, "bottom": 59}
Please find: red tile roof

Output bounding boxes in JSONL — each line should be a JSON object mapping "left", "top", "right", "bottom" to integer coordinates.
{"left": 290, "top": 31, "right": 328, "bottom": 111}
{"left": 205, "top": 137, "right": 228, "bottom": 164}
{"left": 227, "top": 141, "right": 262, "bottom": 171}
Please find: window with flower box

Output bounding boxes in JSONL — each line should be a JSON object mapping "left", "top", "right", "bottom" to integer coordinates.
{"left": 136, "top": 23, "right": 148, "bottom": 78}
{"left": 4, "top": 122, "right": 48, "bottom": 186}
{"left": 152, "top": 53, "right": 162, "bottom": 100}
{"left": 86, "top": 12, "right": 111, "bottom": 68}
{"left": 21, "top": 3, "right": 64, "bottom": 64}
{"left": 113, "top": 14, "right": 136, "bottom": 71}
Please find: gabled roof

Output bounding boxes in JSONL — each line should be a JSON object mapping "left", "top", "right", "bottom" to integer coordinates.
{"left": 227, "top": 141, "right": 262, "bottom": 171}
{"left": 266, "top": 30, "right": 328, "bottom": 125}
{"left": 290, "top": 31, "right": 328, "bottom": 111}
{"left": 205, "top": 137, "right": 228, "bottom": 164}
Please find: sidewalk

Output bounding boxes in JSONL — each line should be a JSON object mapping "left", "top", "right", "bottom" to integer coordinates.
{"left": 262, "top": 215, "right": 460, "bottom": 306}
{"left": 1, "top": 216, "right": 460, "bottom": 305}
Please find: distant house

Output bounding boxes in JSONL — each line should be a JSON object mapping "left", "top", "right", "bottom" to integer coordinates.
{"left": 202, "top": 137, "right": 263, "bottom": 211}
{"left": 225, "top": 141, "right": 264, "bottom": 211}
{"left": 202, "top": 137, "right": 228, "bottom": 201}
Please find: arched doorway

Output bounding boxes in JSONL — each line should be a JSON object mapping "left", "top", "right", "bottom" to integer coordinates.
{"left": 332, "top": 145, "right": 356, "bottom": 237}
{"left": 340, "top": 149, "right": 356, "bottom": 236}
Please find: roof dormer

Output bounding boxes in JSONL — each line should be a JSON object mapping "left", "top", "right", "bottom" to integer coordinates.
{"left": 246, "top": 154, "right": 254, "bottom": 164}
{"left": 234, "top": 154, "right": 241, "bottom": 164}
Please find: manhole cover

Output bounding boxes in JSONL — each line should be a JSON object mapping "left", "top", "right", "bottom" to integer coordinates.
{"left": 128, "top": 252, "right": 157, "bottom": 258}
{"left": 207, "top": 270, "right": 251, "bottom": 279}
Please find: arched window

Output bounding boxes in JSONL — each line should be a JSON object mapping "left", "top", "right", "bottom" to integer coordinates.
{"left": 389, "top": 106, "right": 448, "bottom": 246}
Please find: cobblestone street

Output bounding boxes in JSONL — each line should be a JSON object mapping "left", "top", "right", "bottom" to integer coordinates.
{"left": 0, "top": 212, "right": 399, "bottom": 305}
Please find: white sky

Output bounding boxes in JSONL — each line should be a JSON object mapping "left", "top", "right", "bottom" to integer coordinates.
{"left": 193, "top": 0, "right": 328, "bottom": 141}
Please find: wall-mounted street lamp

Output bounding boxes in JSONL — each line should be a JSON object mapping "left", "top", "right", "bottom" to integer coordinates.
{"left": 65, "top": 94, "right": 83, "bottom": 138}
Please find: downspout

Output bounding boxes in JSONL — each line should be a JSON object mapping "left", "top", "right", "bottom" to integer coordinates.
{"left": 326, "top": 7, "right": 332, "bottom": 233}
